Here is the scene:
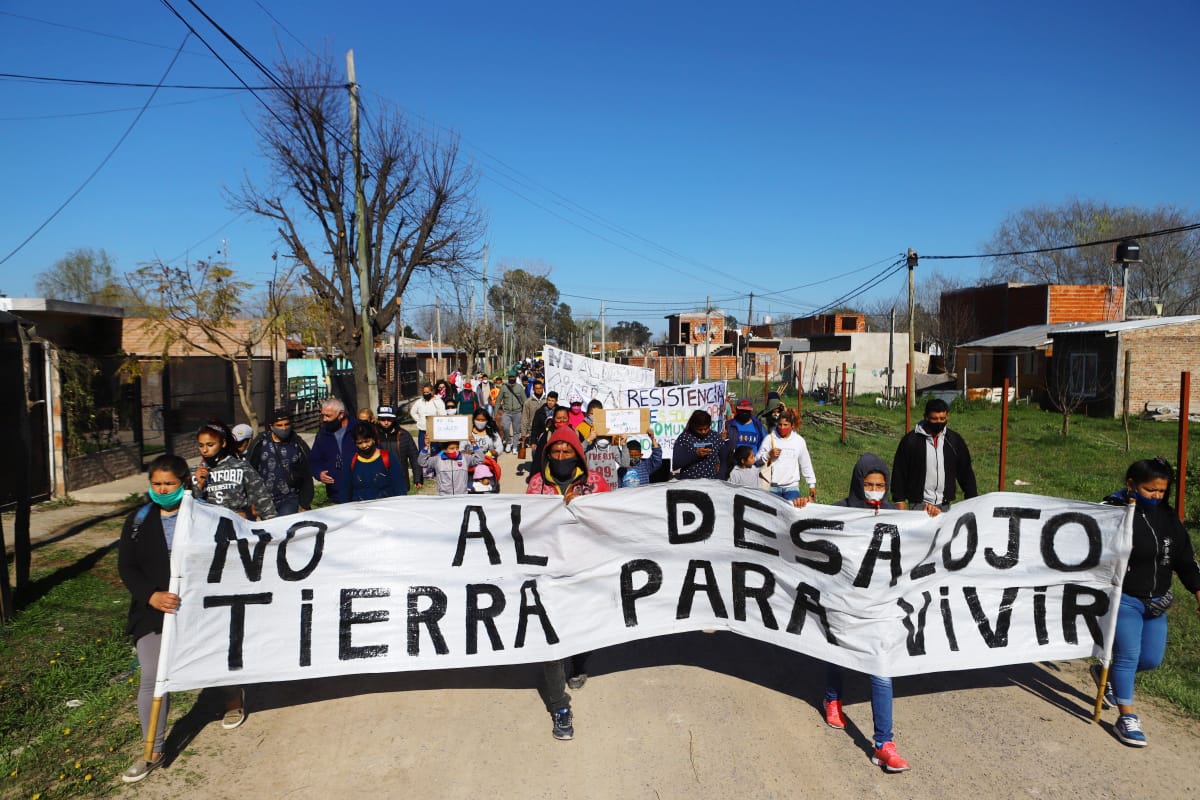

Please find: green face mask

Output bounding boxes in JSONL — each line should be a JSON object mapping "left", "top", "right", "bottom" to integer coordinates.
{"left": 149, "top": 485, "right": 186, "bottom": 509}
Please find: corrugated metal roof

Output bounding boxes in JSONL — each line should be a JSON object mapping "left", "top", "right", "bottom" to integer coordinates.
{"left": 960, "top": 324, "right": 1063, "bottom": 349}
{"left": 1049, "top": 315, "right": 1200, "bottom": 335}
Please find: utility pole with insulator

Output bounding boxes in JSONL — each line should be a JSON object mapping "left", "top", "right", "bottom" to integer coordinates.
{"left": 347, "top": 50, "right": 378, "bottom": 412}
{"left": 907, "top": 248, "right": 918, "bottom": 409}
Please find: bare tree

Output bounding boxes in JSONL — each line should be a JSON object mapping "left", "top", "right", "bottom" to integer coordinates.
{"left": 235, "top": 57, "right": 484, "bottom": 408}
{"left": 488, "top": 262, "right": 575, "bottom": 359}
{"left": 1044, "top": 335, "right": 1114, "bottom": 436}
{"left": 984, "top": 199, "right": 1200, "bottom": 314}
{"left": 127, "top": 259, "right": 292, "bottom": 428}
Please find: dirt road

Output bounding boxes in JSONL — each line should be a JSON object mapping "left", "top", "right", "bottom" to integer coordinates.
{"left": 117, "top": 450, "right": 1200, "bottom": 799}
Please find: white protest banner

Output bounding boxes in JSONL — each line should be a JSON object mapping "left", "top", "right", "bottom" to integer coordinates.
{"left": 621, "top": 381, "right": 727, "bottom": 454}
{"left": 543, "top": 345, "right": 654, "bottom": 409}
{"left": 158, "top": 486, "right": 1129, "bottom": 692}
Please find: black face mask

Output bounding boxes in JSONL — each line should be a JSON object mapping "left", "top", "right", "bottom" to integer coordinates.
{"left": 548, "top": 457, "right": 578, "bottom": 483}
{"left": 357, "top": 444, "right": 376, "bottom": 457}
{"left": 735, "top": 411, "right": 751, "bottom": 422}
{"left": 923, "top": 421, "right": 946, "bottom": 435}
{"left": 322, "top": 418, "right": 342, "bottom": 432}
{"left": 508, "top": 378, "right": 516, "bottom": 384}
{"left": 271, "top": 425, "right": 293, "bottom": 441}
{"left": 423, "top": 393, "right": 433, "bottom": 400}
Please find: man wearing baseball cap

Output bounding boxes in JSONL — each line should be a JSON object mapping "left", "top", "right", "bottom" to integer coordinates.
{"left": 231, "top": 423, "right": 254, "bottom": 457}
{"left": 726, "top": 397, "right": 767, "bottom": 452}
{"left": 246, "top": 408, "right": 313, "bottom": 515}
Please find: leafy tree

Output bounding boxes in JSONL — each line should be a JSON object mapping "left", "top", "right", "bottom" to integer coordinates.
{"left": 984, "top": 199, "right": 1200, "bottom": 314}
{"left": 127, "top": 259, "right": 292, "bottom": 428}
{"left": 488, "top": 264, "right": 575, "bottom": 358}
{"left": 610, "top": 320, "right": 652, "bottom": 350}
{"left": 236, "top": 56, "right": 484, "bottom": 409}
{"left": 34, "top": 247, "right": 132, "bottom": 307}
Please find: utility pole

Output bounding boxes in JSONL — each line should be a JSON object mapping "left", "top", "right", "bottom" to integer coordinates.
{"left": 347, "top": 50, "right": 378, "bottom": 411}
{"left": 888, "top": 306, "right": 896, "bottom": 405}
{"left": 480, "top": 245, "right": 490, "bottom": 371}
{"left": 392, "top": 296, "right": 402, "bottom": 403}
{"left": 600, "top": 300, "right": 606, "bottom": 362}
{"left": 907, "top": 248, "right": 918, "bottom": 409}
{"left": 436, "top": 298, "right": 443, "bottom": 378}
{"left": 704, "top": 296, "right": 712, "bottom": 380}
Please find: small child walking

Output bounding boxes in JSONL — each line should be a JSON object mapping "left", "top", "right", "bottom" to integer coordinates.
{"left": 418, "top": 441, "right": 482, "bottom": 495}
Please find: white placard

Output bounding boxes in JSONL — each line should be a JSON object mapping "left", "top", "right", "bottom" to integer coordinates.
{"left": 544, "top": 345, "right": 654, "bottom": 408}
{"left": 428, "top": 414, "right": 470, "bottom": 442}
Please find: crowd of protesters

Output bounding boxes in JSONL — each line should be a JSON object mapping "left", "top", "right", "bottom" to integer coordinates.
{"left": 117, "top": 355, "right": 1197, "bottom": 781}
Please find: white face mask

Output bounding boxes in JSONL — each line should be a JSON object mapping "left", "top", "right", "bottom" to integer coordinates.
{"left": 595, "top": 438, "right": 610, "bottom": 449}
{"left": 474, "top": 421, "right": 486, "bottom": 430}
{"left": 864, "top": 489, "right": 886, "bottom": 502}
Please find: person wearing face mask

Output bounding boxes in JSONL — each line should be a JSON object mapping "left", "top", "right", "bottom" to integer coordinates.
{"left": 822, "top": 452, "right": 910, "bottom": 772}
{"left": 498, "top": 370, "right": 527, "bottom": 453}
{"left": 521, "top": 380, "right": 550, "bottom": 453}
{"left": 309, "top": 398, "right": 361, "bottom": 504}
{"left": 409, "top": 384, "right": 446, "bottom": 452}
{"left": 616, "top": 431, "right": 662, "bottom": 488}
{"left": 1094, "top": 458, "right": 1200, "bottom": 747}
{"left": 891, "top": 398, "right": 977, "bottom": 517}
{"left": 374, "top": 405, "right": 422, "bottom": 492}
{"left": 246, "top": 408, "right": 313, "bottom": 515}
{"left": 119, "top": 455, "right": 246, "bottom": 783}
{"left": 469, "top": 409, "right": 504, "bottom": 457}
{"left": 583, "top": 431, "right": 620, "bottom": 487}
{"left": 527, "top": 426, "right": 612, "bottom": 740}
{"left": 194, "top": 419, "right": 277, "bottom": 519}
{"left": 348, "top": 423, "right": 407, "bottom": 500}
{"left": 726, "top": 398, "right": 767, "bottom": 452}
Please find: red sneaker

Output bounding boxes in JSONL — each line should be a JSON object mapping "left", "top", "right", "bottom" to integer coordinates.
{"left": 823, "top": 699, "right": 846, "bottom": 729}
{"left": 871, "top": 741, "right": 911, "bottom": 772}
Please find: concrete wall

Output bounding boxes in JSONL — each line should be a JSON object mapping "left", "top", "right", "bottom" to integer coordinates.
{"left": 66, "top": 443, "right": 141, "bottom": 492}
{"left": 792, "top": 332, "right": 912, "bottom": 395}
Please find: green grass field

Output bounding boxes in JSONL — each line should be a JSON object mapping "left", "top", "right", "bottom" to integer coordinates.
{"left": 3, "top": 394, "right": 1198, "bottom": 796}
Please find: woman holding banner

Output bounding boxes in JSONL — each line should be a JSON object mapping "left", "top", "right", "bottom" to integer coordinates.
{"left": 1098, "top": 458, "right": 1200, "bottom": 747}
{"left": 527, "top": 426, "right": 613, "bottom": 741}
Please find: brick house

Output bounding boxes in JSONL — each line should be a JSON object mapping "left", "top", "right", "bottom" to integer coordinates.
{"left": 940, "top": 282, "right": 1124, "bottom": 341}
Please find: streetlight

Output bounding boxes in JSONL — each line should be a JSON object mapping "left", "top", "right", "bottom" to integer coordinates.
{"left": 1114, "top": 238, "right": 1142, "bottom": 321}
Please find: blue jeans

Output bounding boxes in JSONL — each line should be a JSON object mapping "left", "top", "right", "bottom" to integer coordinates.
{"left": 825, "top": 665, "right": 894, "bottom": 746}
{"left": 770, "top": 484, "right": 801, "bottom": 502}
{"left": 1110, "top": 593, "right": 1169, "bottom": 706}
{"left": 274, "top": 495, "right": 300, "bottom": 516}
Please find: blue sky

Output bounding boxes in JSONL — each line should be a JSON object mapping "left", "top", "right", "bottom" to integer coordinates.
{"left": 2, "top": 0, "right": 1198, "bottom": 336}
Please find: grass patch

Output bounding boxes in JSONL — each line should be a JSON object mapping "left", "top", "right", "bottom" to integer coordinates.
{"left": 0, "top": 545, "right": 196, "bottom": 798}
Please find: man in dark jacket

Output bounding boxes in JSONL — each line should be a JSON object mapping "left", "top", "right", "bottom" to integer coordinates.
{"left": 247, "top": 407, "right": 314, "bottom": 516}
{"left": 375, "top": 404, "right": 422, "bottom": 492}
{"left": 891, "top": 398, "right": 977, "bottom": 516}
{"left": 310, "top": 398, "right": 360, "bottom": 504}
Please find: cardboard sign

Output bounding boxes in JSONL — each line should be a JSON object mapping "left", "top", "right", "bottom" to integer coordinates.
{"left": 593, "top": 408, "right": 650, "bottom": 435}
{"left": 427, "top": 414, "right": 470, "bottom": 442}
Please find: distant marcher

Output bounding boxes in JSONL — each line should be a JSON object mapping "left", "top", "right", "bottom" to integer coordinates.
{"left": 498, "top": 370, "right": 528, "bottom": 453}
{"left": 823, "top": 452, "right": 910, "bottom": 772}
{"left": 118, "top": 455, "right": 245, "bottom": 784}
{"left": 409, "top": 384, "right": 446, "bottom": 452}
{"left": 576, "top": 399, "right": 603, "bottom": 441}
{"left": 357, "top": 408, "right": 375, "bottom": 424}
{"left": 309, "top": 398, "right": 360, "bottom": 504}
{"left": 246, "top": 408, "right": 313, "bottom": 516}
{"left": 583, "top": 432, "right": 621, "bottom": 488}
{"left": 891, "top": 398, "right": 977, "bottom": 516}
{"left": 726, "top": 398, "right": 767, "bottom": 453}
{"left": 760, "top": 392, "right": 785, "bottom": 430}
{"left": 520, "top": 379, "right": 550, "bottom": 447}
{"left": 756, "top": 409, "right": 816, "bottom": 505}
{"left": 194, "top": 419, "right": 277, "bottom": 519}
{"left": 456, "top": 381, "right": 484, "bottom": 417}
{"left": 1096, "top": 458, "right": 1200, "bottom": 747}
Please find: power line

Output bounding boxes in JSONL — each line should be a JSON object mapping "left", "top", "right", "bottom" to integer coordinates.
{"left": 0, "top": 9, "right": 231, "bottom": 59}
{"left": 0, "top": 71, "right": 341, "bottom": 90}
{"left": 0, "top": 34, "right": 192, "bottom": 268}
{"left": 0, "top": 91, "right": 242, "bottom": 121}
{"left": 921, "top": 223, "right": 1200, "bottom": 260}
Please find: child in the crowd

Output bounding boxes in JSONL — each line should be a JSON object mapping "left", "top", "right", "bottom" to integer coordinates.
{"left": 470, "top": 463, "right": 499, "bottom": 493}
{"left": 822, "top": 452, "right": 910, "bottom": 772}
{"left": 584, "top": 434, "right": 621, "bottom": 488}
{"left": 616, "top": 432, "right": 662, "bottom": 488}
{"left": 418, "top": 440, "right": 482, "bottom": 495}
{"left": 727, "top": 445, "right": 761, "bottom": 489}
{"left": 349, "top": 423, "right": 407, "bottom": 501}
{"left": 194, "top": 419, "right": 277, "bottom": 519}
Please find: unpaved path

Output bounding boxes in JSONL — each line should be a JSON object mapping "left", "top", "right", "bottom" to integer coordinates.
{"left": 105, "top": 450, "right": 1200, "bottom": 799}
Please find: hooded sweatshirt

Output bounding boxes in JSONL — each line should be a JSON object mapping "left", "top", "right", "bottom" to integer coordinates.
{"left": 527, "top": 426, "right": 611, "bottom": 496}
{"left": 834, "top": 453, "right": 900, "bottom": 513}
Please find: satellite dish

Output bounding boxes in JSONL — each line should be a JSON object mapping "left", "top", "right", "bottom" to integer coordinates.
{"left": 763, "top": 315, "right": 772, "bottom": 324}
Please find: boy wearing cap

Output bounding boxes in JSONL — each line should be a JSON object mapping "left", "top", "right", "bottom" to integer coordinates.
{"left": 616, "top": 431, "right": 662, "bottom": 488}
{"left": 246, "top": 408, "right": 314, "bottom": 516}
{"left": 375, "top": 405, "right": 422, "bottom": 492}
{"left": 231, "top": 423, "right": 254, "bottom": 457}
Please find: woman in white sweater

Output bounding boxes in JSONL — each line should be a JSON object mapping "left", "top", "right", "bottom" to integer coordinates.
{"left": 756, "top": 409, "right": 817, "bottom": 505}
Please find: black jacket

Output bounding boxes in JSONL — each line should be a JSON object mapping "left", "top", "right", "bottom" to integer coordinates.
{"left": 1103, "top": 491, "right": 1200, "bottom": 598}
{"left": 378, "top": 425, "right": 422, "bottom": 489}
{"left": 247, "top": 431, "right": 315, "bottom": 509}
{"left": 891, "top": 424, "right": 978, "bottom": 506}
{"left": 117, "top": 504, "right": 170, "bottom": 641}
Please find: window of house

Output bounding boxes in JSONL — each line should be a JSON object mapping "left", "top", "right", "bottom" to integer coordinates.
{"left": 966, "top": 352, "right": 981, "bottom": 373}
{"left": 1021, "top": 351, "right": 1036, "bottom": 374}
{"left": 1067, "top": 352, "right": 1099, "bottom": 398}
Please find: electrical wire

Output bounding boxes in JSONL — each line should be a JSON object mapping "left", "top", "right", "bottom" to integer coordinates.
{"left": 921, "top": 223, "right": 1200, "bottom": 260}
{"left": 0, "top": 91, "right": 243, "bottom": 121}
{"left": 0, "top": 72, "right": 340, "bottom": 90}
{"left": 0, "top": 34, "right": 192, "bottom": 268}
